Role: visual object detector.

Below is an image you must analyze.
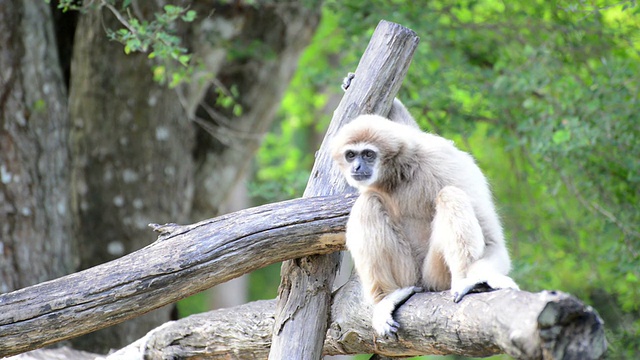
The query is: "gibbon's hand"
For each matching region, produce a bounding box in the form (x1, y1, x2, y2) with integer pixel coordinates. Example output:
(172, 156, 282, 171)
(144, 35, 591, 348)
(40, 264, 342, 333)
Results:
(372, 286, 423, 337)
(341, 72, 355, 92)
(451, 274, 519, 303)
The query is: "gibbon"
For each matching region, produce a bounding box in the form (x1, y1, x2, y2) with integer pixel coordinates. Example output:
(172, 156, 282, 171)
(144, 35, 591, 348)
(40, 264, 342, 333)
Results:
(331, 101, 519, 337)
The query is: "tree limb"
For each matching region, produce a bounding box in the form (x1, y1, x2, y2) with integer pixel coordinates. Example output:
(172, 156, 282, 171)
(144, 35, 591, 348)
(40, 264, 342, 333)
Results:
(270, 19, 420, 360)
(0, 195, 354, 357)
(101, 277, 606, 360)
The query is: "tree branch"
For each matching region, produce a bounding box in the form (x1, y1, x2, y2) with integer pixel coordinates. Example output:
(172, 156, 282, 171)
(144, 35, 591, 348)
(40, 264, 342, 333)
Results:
(270, 19, 420, 360)
(0, 195, 354, 357)
(101, 277, 606, 360)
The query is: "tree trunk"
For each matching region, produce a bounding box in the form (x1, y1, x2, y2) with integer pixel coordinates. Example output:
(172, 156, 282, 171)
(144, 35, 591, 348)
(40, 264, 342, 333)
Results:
(269, 20, 420, 359)
(0, 0, 76, 293)
(187, 1, 322, 220)
(68, 3, 195, 352)
(66, 0, 321, 352)
(102, 282, 605, 360)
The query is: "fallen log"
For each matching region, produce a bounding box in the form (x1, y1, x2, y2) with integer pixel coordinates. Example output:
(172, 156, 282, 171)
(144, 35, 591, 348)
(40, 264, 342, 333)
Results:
(0, 195, 354, 357)
(100, 277, 606, 359)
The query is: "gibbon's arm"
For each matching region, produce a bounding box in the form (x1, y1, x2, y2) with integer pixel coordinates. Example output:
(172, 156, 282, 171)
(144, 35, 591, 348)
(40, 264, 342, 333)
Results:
(342, 72, 418, 129)
(347, 192, 424, 337)
(388, 98, 420, 129)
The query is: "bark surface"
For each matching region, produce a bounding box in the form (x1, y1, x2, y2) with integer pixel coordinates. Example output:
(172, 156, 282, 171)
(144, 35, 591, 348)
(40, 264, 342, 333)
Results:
(269, 20, 420, 360)
(68, 4, 194, 351)
(0, 0, 76, 293)
(66, 0, 321, 352)
(0, 195, 353, 357)
(8, 281, 606, 360)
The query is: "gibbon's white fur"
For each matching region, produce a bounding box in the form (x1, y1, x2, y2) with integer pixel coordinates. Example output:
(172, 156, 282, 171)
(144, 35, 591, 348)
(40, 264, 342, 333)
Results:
(331, 105, 518, 336)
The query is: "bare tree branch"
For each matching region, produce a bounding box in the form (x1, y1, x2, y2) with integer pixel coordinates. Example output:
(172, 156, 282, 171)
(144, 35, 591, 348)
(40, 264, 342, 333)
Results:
(0, 192, 607, 359)
(100, 277, 606, 360)
(270, 19, 420, 360)
(0, 195, 354, 357)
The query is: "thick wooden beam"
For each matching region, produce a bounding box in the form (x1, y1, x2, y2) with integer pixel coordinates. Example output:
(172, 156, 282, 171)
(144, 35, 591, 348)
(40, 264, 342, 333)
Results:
(269, 19, 420, 360)
(0, 195, 354, 357)
(96, 279, 606, 360)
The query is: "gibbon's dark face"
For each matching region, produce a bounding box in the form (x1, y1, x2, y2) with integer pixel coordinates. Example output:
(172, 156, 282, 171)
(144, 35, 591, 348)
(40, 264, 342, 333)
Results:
(343, 144, 380, 187)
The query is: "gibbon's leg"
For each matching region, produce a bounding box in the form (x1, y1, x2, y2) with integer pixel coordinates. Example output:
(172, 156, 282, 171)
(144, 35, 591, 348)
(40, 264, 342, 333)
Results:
(425, 186, 486, 302)
(464, 246, 520, 295)
(426, 186, 519, 302)
(347, 191, 420, 336)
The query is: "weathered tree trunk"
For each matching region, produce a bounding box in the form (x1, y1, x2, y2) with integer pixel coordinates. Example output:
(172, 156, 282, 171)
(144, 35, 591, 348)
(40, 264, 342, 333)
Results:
(103, 280, 606, 360)
(187, 1, 322, 220)
(68, 4, 194, 352)
(0, 0, 76, 292)
(269, 20, 420, 360)
(66, 0, 321, 352)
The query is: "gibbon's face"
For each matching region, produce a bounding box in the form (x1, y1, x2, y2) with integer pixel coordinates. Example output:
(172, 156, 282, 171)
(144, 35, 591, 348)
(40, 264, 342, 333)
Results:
(341, 143, 380, 188)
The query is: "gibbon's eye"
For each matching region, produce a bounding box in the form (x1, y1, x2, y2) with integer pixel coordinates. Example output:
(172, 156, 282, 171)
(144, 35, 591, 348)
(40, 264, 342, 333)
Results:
(362, 149, 377, 161)
(345, 150, 356, 161)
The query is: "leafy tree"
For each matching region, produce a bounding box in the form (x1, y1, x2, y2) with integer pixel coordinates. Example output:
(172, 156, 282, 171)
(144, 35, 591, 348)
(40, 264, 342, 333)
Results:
(255, 0, 640, 357)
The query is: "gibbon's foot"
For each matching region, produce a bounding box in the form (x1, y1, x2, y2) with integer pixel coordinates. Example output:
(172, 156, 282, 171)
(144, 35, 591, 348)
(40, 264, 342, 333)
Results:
(341, 72, 356, 91)
(451, 274, 519, 303)
(372, 286, 423, 337)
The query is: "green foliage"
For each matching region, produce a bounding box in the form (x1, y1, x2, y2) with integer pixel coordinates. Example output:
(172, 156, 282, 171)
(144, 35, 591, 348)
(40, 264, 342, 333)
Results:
(175, 291, 209, 318)
(251, 8, 353, 202)
(109, 4, 196, 88)
(52, 0, 196, 88)
(262, 0, 640, 357)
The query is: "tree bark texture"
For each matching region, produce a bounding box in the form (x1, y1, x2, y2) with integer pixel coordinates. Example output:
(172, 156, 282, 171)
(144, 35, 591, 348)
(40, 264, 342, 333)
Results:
(0, 193, 606, 359)
(187, 1, 322, 221)
(13, 283, 604, 359)
(68, 3, 194, 352)
(66, 0, 321, 352)
(0, 195, 353, 357)
(0, 1, 76, 292)
(270, 20, 420, 360)
(124, 281, 605, 359)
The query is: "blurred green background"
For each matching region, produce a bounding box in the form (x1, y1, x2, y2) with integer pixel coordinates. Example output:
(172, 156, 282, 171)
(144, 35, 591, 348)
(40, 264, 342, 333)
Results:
(176, 1, 639, 358)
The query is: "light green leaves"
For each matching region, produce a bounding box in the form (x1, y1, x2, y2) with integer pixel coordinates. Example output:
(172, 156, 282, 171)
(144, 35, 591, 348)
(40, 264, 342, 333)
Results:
(102, 2, 197, 87)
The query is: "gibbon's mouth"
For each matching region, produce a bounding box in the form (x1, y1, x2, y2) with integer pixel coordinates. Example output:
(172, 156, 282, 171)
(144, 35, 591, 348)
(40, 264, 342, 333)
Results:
(351, 173, 372, 181)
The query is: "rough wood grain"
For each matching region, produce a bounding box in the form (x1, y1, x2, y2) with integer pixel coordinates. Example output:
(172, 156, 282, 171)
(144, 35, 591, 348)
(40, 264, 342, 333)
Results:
(269, 19, 420, 360)
(94, 278, 606, 360)
(0, 195, 355, 357)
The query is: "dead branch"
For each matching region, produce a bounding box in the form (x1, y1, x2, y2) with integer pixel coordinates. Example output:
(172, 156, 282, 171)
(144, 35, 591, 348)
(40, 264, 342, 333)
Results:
(99, 277, 606, 360)
(0, 195, 354, 357)
(270, 19, 420, 360)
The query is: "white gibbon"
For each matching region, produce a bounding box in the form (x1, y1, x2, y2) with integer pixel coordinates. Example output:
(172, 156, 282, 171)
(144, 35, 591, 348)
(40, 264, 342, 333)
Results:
(331, 100, 519, 337)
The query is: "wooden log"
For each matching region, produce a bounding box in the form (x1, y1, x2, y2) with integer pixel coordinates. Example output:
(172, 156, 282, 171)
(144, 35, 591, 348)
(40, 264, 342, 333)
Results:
(269, 19, 420, 360)
(96, 278, 606, 359)
(0, 195, 355, 357)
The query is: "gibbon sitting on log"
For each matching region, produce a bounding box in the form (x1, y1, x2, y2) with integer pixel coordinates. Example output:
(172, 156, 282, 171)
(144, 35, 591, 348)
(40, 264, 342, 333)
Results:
(332, 81, 518, 336)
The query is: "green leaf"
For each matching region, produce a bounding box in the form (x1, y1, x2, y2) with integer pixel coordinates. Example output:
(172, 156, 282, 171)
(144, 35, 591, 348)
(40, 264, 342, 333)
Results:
(182, 10, 197, 22)
(178, 54, 190, 66)
(552, 129, 571, 144)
